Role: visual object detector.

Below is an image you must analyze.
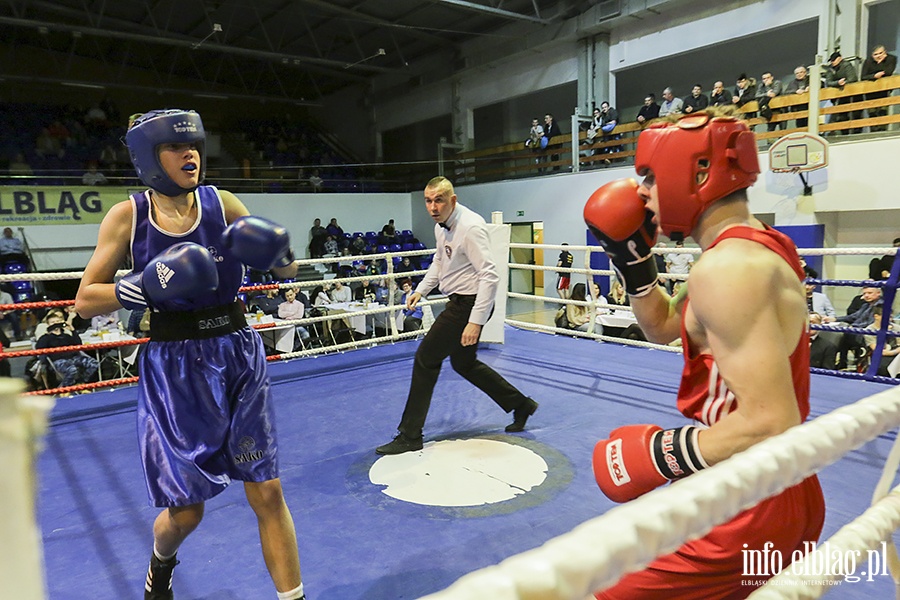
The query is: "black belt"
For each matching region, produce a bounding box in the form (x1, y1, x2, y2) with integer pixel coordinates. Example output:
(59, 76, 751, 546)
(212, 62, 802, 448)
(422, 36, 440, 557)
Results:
(148, 301, 247, 341)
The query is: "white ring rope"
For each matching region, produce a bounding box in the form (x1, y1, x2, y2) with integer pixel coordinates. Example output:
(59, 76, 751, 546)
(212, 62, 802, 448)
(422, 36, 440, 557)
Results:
(419, 386, 900, 600)
(504, 318, 680, 353)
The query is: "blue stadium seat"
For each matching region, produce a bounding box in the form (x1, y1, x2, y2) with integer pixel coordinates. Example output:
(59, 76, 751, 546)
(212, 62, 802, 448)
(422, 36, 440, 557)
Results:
(376, 245, 389, 254)
(3, 262, 28, 274)
(401, 243, 414, 252)
(389, 244, 402, 253)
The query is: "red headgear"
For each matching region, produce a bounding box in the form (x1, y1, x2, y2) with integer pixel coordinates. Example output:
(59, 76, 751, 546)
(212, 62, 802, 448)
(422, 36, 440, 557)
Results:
(634, 113, 759, 239)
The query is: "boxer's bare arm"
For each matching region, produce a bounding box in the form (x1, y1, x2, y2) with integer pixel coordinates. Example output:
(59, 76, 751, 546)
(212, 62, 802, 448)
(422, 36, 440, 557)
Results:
(630, 284, 684, 344)
(688, 243, 805, 465)
(75, 201, 133, 318)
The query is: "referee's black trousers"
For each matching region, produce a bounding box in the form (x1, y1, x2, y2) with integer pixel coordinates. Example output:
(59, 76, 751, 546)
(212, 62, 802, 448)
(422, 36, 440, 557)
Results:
(398, 294, 528, 439)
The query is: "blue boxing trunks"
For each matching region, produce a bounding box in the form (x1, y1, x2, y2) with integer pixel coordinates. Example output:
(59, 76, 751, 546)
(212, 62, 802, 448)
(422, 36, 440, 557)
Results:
(137, 327, 278, 507)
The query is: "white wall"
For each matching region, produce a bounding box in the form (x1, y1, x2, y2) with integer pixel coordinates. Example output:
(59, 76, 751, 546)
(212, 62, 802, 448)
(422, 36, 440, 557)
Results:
(609, 0, 822, 71)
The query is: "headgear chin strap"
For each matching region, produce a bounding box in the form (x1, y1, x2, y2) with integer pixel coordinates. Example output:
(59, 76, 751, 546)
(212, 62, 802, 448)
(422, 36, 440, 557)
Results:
(125, 109, 206, 197)
(634, 113, 759, 240)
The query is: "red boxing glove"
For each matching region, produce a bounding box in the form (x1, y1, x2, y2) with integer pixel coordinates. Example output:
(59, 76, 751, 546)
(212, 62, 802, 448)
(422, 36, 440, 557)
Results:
(593, 424, 708, 503)
(584, 179, 659, 297)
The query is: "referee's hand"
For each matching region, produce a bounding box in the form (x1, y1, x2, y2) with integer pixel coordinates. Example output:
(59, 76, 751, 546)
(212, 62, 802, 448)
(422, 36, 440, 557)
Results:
(461, 323, 482, 346)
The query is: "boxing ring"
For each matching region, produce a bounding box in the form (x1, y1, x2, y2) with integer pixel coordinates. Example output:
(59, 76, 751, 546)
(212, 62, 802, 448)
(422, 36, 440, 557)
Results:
(5, 241, 900, 599)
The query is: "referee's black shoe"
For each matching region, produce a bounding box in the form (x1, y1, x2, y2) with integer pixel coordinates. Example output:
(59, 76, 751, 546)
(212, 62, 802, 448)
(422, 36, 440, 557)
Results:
(145, 553, 179, 600)
(376, 432, 424, 455)
(505, 398, 539, 433)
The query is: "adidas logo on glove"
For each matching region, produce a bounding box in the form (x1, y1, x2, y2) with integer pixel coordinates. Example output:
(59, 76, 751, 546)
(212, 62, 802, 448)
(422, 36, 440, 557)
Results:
(156, 262, 176, 289)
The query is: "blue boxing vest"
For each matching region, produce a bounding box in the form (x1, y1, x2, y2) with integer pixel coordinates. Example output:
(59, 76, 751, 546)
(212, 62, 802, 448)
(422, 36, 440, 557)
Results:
(129, 186, 244, 307)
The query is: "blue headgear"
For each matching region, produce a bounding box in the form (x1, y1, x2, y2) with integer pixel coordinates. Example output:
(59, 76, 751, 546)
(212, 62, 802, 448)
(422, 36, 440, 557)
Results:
(125, 109, 206, 197)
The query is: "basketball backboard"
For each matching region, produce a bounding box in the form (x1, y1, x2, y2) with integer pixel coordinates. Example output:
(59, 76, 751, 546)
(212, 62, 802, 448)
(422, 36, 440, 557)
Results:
(768, 132, 829, 173)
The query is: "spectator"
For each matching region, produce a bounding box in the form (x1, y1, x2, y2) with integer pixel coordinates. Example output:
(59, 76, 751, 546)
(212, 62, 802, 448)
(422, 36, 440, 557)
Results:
(35, 127, 64, 159)
(868, 237, 900, 280)
(861, 45, 897, 132)
(381, 219, 397, 243)
(556, 243, 573, 299)
(8, 153, 34, 180)
(374, 279, 398, 305)
(330, 280, 352, 303)
(683, 84, 709, 114)
(354, 280, 378, 303)
(252, 288, 284, 316)
(864, 306, 900, 376)
(34, 309, 65, 340)
(808, 324, 838, 370)
(0, 286, 21, 341)
(732, 73, 757, 109)
(525, 117, 546, 168)
(90, 310, 119, 332)
(34, 314, 99, 388)
(99, 143, 119, 171)
(654, 242, 670, 293)
(366, 260, 383, 277)
(784, 65, 811, 128)
(325, 218, 344, 242)
(64, 304, 90, 334)
(756, 72, 784, 131)
(277, 288, 310, 349)
(47, 120, 71, 147)
(565, 282, 593, 333)
(126, 308, 146, 337)
(606, 280, 630, 307)
(309, 169, 323, 193)
(636, 94, 660, 125)
(0, 227, 25, 258)
(311, 284, 332, 307)
(805, 281, 835, 319)
(598, 101, 620, 160)
(832, 286, 882, 369)
(309, 218, 326, 258)
(323, 234, 339, 256)
(350, 233, 367, 255)
(543, 113, 562, 171)
(82, 161, 109, 186)
(0, 327, 10, 377)
(399, 279, 423, 332)
(396, 256, 415, 274)
(798, 256, 817, 279)
(658, 87, 683, 117)
(665, 240, 694, 284)
(826, 51, 861, 134)
(710, 81, 731, 107)
(583, 107, 603, 161)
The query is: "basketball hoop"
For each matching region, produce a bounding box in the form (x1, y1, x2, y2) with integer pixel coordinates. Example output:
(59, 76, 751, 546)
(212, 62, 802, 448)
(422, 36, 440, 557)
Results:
(768, 132, 829, 196)
(768, 132, 829, 173)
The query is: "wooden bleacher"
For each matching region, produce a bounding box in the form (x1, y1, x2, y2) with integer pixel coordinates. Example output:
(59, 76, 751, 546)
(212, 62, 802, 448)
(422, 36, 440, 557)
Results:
(451, 75, 900, 184)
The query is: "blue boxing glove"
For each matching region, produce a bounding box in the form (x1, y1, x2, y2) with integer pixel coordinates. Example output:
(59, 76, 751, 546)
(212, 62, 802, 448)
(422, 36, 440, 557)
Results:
(115, 242, 219, 312)
(221, 216, 294, 271)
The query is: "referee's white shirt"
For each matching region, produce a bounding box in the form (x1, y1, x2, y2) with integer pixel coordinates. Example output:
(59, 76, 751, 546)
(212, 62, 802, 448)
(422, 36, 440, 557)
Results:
(414, 202, 499, 325)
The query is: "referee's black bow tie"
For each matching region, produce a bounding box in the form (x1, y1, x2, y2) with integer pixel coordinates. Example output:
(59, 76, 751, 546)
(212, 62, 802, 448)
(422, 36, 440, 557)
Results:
(439, 222, 450, 230)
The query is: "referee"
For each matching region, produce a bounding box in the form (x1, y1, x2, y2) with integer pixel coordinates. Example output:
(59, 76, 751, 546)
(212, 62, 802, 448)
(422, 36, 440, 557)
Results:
(376, 177, 538, 455)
